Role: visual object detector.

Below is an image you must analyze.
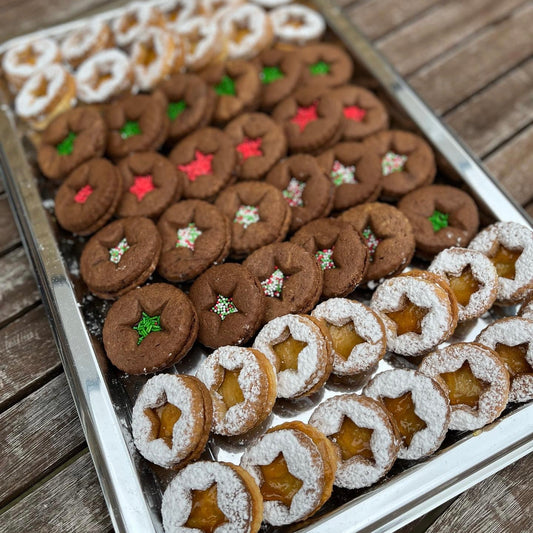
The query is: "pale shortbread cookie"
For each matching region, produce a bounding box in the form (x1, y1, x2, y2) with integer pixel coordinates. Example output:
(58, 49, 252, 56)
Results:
(270, 4, 326, 45)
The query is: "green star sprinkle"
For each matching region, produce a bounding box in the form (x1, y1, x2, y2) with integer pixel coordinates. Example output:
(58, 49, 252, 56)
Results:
(120, 120, 142, 139)
(167, 100, 187, 120)
(211, 295, 238, 320)
(56, 131, 76, 156)
(133, 312, 162, 345)
(260, 66, 284, 85)
(309, 60, 330, 76)
(428, 210, 449, 232)
(215, 75, 236, 96)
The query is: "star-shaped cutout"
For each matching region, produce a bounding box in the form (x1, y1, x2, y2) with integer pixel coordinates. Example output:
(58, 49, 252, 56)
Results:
(261, 267, 285, 298)
(211, 295, 238, 320)
(236, 137, 263, 160)
(260, 453, 303, 508)
(129, 175, 155, 202)
(185, 484, 228, 533)
(343, 105, 367, 122)
(291, 103, 318, 132)
(428, 210, 449, 232)
(178, 151, 214, 182)
(330, 416, 374, 461)
(385, 298, 429, 336)
(133, 311, 162, 345)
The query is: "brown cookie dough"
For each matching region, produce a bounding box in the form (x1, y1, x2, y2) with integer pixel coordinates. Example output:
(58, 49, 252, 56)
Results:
(105, 93, 169, 159)
(398, 185, 479, 259)
(265, 154, 333, 232)
(157, 200, 231, 282)
(316, 141, 383, 211)
(37, 107, 107, 181)
(116, 152, 181, 219)
(102, 283, 198, 374)
(339, 202, 415, 282)
(189, 263, 265, 348)
(80, 217, 162, 299)
(363, 130, 436, 199)
(169, 127, 236, 200)
(55, 158, 122, 235)
(215, 182, 291, 258)
(242, 242, 323, 322)
(291, 217, 369, 298)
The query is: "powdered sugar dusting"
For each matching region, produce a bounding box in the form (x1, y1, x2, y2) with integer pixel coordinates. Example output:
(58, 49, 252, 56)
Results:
(520, 297, 533, 320)
(270, 5, 325, 45)
(112, 2, 163, 48)
(2, 37, 58, 80)
(61, 19, 107, 64)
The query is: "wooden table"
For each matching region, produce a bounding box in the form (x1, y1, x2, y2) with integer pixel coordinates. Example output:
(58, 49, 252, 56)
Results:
(1, 1, 532, 531)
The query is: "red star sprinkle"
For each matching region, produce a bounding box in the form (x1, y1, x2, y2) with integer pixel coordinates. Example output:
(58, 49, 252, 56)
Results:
(344, 105, 366, 122)
(236, 137, 263, 160)
(129, 175, 155, 202)
(178, 150, 214, 182)
(291, 102, 318, 132)
(74, 184, 93, 204)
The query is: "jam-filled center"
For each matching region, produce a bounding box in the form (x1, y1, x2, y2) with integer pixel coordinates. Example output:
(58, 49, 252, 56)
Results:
(383, 391, 426, 446)
(494, 342, 532, 377)
(32, 76, 49, 99)
(260, 453, 303, 508)
(330, 416, 374, 462)
(145, 402, 182, 448)
(16, 46, 38, 65)
(138, 39, 158, 67)
(94, 70, 113, 89)
(232, 20, 252, 44)
(185, 484, 228, 533)
(121, 12, 139, 33)
(385, 299, 429, 336)
(273, 332, 307, 372)
(490, 245, 521, 280)
(326, 321, 365, 361)
(217, 368, 245, 408)
(448, 266, 480, 307)
(441, 361, 488, 408)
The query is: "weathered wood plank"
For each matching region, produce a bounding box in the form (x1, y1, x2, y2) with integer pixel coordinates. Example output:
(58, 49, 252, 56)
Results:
(0, 374, 86, 507)
(409, 2, 533, 114)
(444, 59, 533, 157)
(0, 305, 61, 412)
(0, 196, 20, 255)
(377, 0, 527, 75)
(525, 201, 533, 219)
(0, 452, 112, 533)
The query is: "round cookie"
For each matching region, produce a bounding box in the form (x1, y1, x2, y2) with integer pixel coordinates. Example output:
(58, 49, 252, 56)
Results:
(270, 4, 325, 45)
(102, 283, 198, 374)
(111, 2, 165, 48)
(80, 217, 161, 299)
(189, 263, 265, 348)
(157, 200, 231, 283)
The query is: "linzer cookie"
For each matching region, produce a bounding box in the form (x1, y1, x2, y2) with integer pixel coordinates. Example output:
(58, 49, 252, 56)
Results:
(80, 217, 161, 299)
(162, 0, 200, 24)
(37, 107, 107, 181)
(189, 263, 265, 348)
(215, 182, 291, 258)
(269, 4, 325, 45)
(225, 112, 287, 180)
(242, 242, 323, 322)
(116, 152, 181, 219)
(54, 158, 122, 235)
(265, 154, 334, 232)
(520, 293, 533, 320)
(157, 200, 231, 282)
(169, 127, 235, 200)
(111, 2, 165, 48)
(398, 185, 479, 258)
(419, 343, 509, 430)
(131, 374, 213, 469)
(364, 130, 436, 199)
(60, 19, 113, 68)
(102, 283, 198, 374)
(291, 218, 369, 298)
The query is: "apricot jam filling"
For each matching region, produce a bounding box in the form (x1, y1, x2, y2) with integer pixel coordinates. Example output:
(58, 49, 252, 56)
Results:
(260, 453, 303, 508)
(16, 46, 37, 65)
(382, 392, 426, 446)
(441, 361, 488, 408)
(385, 299, 429, 336)
(494, 343, 531, 376)
(232, 22, 251, 45)
(330, 417, 374, 462)
(122, 13, 138, 33)
(94, 71, 113, 89)
(490, 245, 521, 280)
(32, 77, 49, 99)
(326, 321, 364, 361)
(138, 40, 158, 67)
(217, 368, 245, 408)
(448, 266, 480, 307)
(145, 403, 182, 447)
(273, 332, 307, 372)
(185, 484, 228, 533)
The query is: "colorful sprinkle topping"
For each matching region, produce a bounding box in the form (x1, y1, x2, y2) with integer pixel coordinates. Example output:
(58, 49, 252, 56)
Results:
(343, 105, 366, 122)
(211, 295, 238, 320)
(261, 267, 285, 298)
(120, 120, 142, 139)
(362, 226, 381, 261)
(176, 223, 202, 251)
(382, 151, 407, 176)
(167, 100, 187, 120)
(178, 150, 214, 182)
(215, 75, 236, 96)
(282, 178, 306, 207)
(237, 137, 263, 160)
(309, 60, 330, 76)
(109, 238, 130, 264)
(74, 184, 93, 204)
(133, 311, 162, 345)
(260, 66, 284, 84)
(429, 210, 449, 232)
(129, 175, 155, 201)
(316, 248, 335, 270)
(291, 102, 318, 132)
(234, 205, 260, 229)
(56, 131, 76, 156)
(331, 160, 357, 186)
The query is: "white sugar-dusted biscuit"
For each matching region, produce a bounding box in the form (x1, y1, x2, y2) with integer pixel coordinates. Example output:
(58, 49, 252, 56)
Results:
(270, 4, 325, 45)
(112, 2, 165, 48)
(61, 19, 113, 68)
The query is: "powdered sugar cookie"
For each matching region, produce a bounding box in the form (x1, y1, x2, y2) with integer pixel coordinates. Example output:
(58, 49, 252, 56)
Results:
(364, 369, 450, 460)
(309, 394, 399, 488)
(112, 2, 165, 48)
(520, 293, 533, 320)
(253, 314, 333, 399)
(61, 19, 113, 68)
(131, 374, 212, 469)
(202, 0, 244, 20)
(160, 0, 200, 25)
(468, 222, 533, 305)
(196, 346, 277, 436)
(420, 342, 509, 430)
(476, 317, 533, 403)
(270, 4, 325, 45)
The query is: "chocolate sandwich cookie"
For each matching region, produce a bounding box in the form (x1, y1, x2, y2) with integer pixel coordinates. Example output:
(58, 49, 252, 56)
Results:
(291, 217, 369, 298)
(189, 263, 265, 348)
(265, 154, 334, 232)
(80, 217, 162, 299)
(398, 185, 479, 259)
(157, 200, 231, 282)
(55, 158, 122, 235)
(102, 283, 198, 374)
(37, 107, 107, 180)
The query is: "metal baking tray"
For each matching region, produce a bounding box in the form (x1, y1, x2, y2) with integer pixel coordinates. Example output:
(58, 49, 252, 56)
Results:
(1, 1, 532, 532)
